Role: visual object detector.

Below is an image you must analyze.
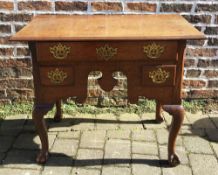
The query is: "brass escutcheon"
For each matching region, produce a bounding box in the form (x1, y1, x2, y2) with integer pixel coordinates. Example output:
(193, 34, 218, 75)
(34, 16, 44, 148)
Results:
(96, 44, 117, 61)
(143, 42, 164, 59)
(50, 43, 71, 59)
(47, 68, 67, 84)
(149, 68, 170, 84)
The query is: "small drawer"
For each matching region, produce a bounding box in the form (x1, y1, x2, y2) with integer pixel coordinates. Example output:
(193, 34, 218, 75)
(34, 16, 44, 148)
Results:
(139, 41, 177, 61)
(39, 66, 74, 86)
(37, 42, 72, 61)
(36, 41, 178, 62)
(142, 65, 176, 86)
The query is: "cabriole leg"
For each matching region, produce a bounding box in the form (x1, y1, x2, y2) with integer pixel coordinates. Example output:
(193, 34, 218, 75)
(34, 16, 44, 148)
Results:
(54, 100, 62, 122)
(155, 101, 164, 123)
(162, 105, 184, 167)
(32, 103, 53, 164)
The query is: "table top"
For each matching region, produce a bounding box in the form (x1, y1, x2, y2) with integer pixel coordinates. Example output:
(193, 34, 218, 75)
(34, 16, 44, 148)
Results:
(10, 14, 205, 41)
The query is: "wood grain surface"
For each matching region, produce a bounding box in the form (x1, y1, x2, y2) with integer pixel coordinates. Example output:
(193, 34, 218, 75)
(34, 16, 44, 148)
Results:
(36, 41, 178, 62)
(10, 14, 205, 41)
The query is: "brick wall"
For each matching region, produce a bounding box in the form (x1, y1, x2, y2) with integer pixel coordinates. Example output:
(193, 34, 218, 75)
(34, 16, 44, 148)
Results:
(0, 0, 217, 105)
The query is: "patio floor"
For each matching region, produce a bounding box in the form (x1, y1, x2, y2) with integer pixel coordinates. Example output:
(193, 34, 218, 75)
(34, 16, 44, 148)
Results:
(0, 111, 217, 175)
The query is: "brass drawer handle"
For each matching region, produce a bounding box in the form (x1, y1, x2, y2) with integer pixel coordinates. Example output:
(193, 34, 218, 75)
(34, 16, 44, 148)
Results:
(143, 43, 164, 59)
(50, 43, 71, 59)
(149, 68, 170, 84)
(96, 44, 117, 61)
(47, 68, 67, 84)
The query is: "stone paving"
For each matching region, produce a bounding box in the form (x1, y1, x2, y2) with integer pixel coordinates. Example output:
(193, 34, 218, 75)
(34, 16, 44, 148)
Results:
(0, 111, 217, 175)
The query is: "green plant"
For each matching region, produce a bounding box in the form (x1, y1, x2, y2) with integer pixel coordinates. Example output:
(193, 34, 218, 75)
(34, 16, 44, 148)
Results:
(0, 99, 212, 120)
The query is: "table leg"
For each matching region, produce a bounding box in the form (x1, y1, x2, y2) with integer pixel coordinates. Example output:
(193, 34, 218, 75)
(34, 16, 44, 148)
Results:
(128, 96, 139, 104)
(155, 101, 164, 123)
(54, 100, 62, 122)
(162, 105, 184, 167)
(32, 103, 54, 164)
(76, 96, 87, 104)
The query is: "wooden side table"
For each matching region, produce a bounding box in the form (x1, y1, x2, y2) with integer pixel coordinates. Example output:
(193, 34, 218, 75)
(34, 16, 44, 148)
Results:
(11, 14, 205, 166)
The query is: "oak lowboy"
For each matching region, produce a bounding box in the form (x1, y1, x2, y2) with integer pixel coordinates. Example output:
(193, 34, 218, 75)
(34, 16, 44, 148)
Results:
(10, 14, 205, 166)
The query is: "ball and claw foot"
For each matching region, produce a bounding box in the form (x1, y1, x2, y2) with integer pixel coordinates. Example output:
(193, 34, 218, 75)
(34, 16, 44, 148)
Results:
(36, 151, 49, 164)
(53, 101, 62, 122)
(168, 153, 180, 167)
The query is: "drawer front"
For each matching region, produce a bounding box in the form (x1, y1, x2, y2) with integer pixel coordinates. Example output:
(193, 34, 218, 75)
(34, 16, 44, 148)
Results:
(39, 66, 74, 86)
(142, 65, 176, 86)
(36, 41, 177, 62)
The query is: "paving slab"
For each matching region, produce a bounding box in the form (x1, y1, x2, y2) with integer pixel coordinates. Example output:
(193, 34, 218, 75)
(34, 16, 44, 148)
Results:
(3, 114, 28, 120)
(104, 139, 131, 166)
(71, 113, 96, 131)
(132, 141, 158, 155)
(180, 128, 206, 137)
(189, 154, 218, 175)
(107, 130, 131, 140)
(162, 165, 192, 175)
(132, 154, 161, 175)
(0, 168, 40, 175)
(0, 135, 15, 153)
(118, 113, 143, 129)
(23, 119, 36, 132)
(71, 168, 101, 175)
(51, 138, 79, 157)
(0, 153, 5, 163)
(96, 113, 119, 130)
(58, 131, 80, 139)
(48, 118, 74, 132)
(42, 156, 72, 175)
(211, 142, 218, 158)
(186, 112, 216, 129)
(80, 131, 106, 149)
(132, 129, 156, 142)
(183, 136, 213, 154)
(13, 133, 56, 150)
(75, 149, 103, 169)
(208, 114, 218, 128)
(3, 149, 42, 170)
(102, 166, 131, 175)
(0, 115, 28, 135)
(205, 128, 218, 141)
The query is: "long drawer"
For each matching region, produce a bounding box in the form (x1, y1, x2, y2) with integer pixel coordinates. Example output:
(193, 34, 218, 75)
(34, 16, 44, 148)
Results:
(36, 41, 178, 62)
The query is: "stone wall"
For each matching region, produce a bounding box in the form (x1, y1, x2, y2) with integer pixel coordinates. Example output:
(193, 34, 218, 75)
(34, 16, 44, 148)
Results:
(0, 0, 217, 105)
